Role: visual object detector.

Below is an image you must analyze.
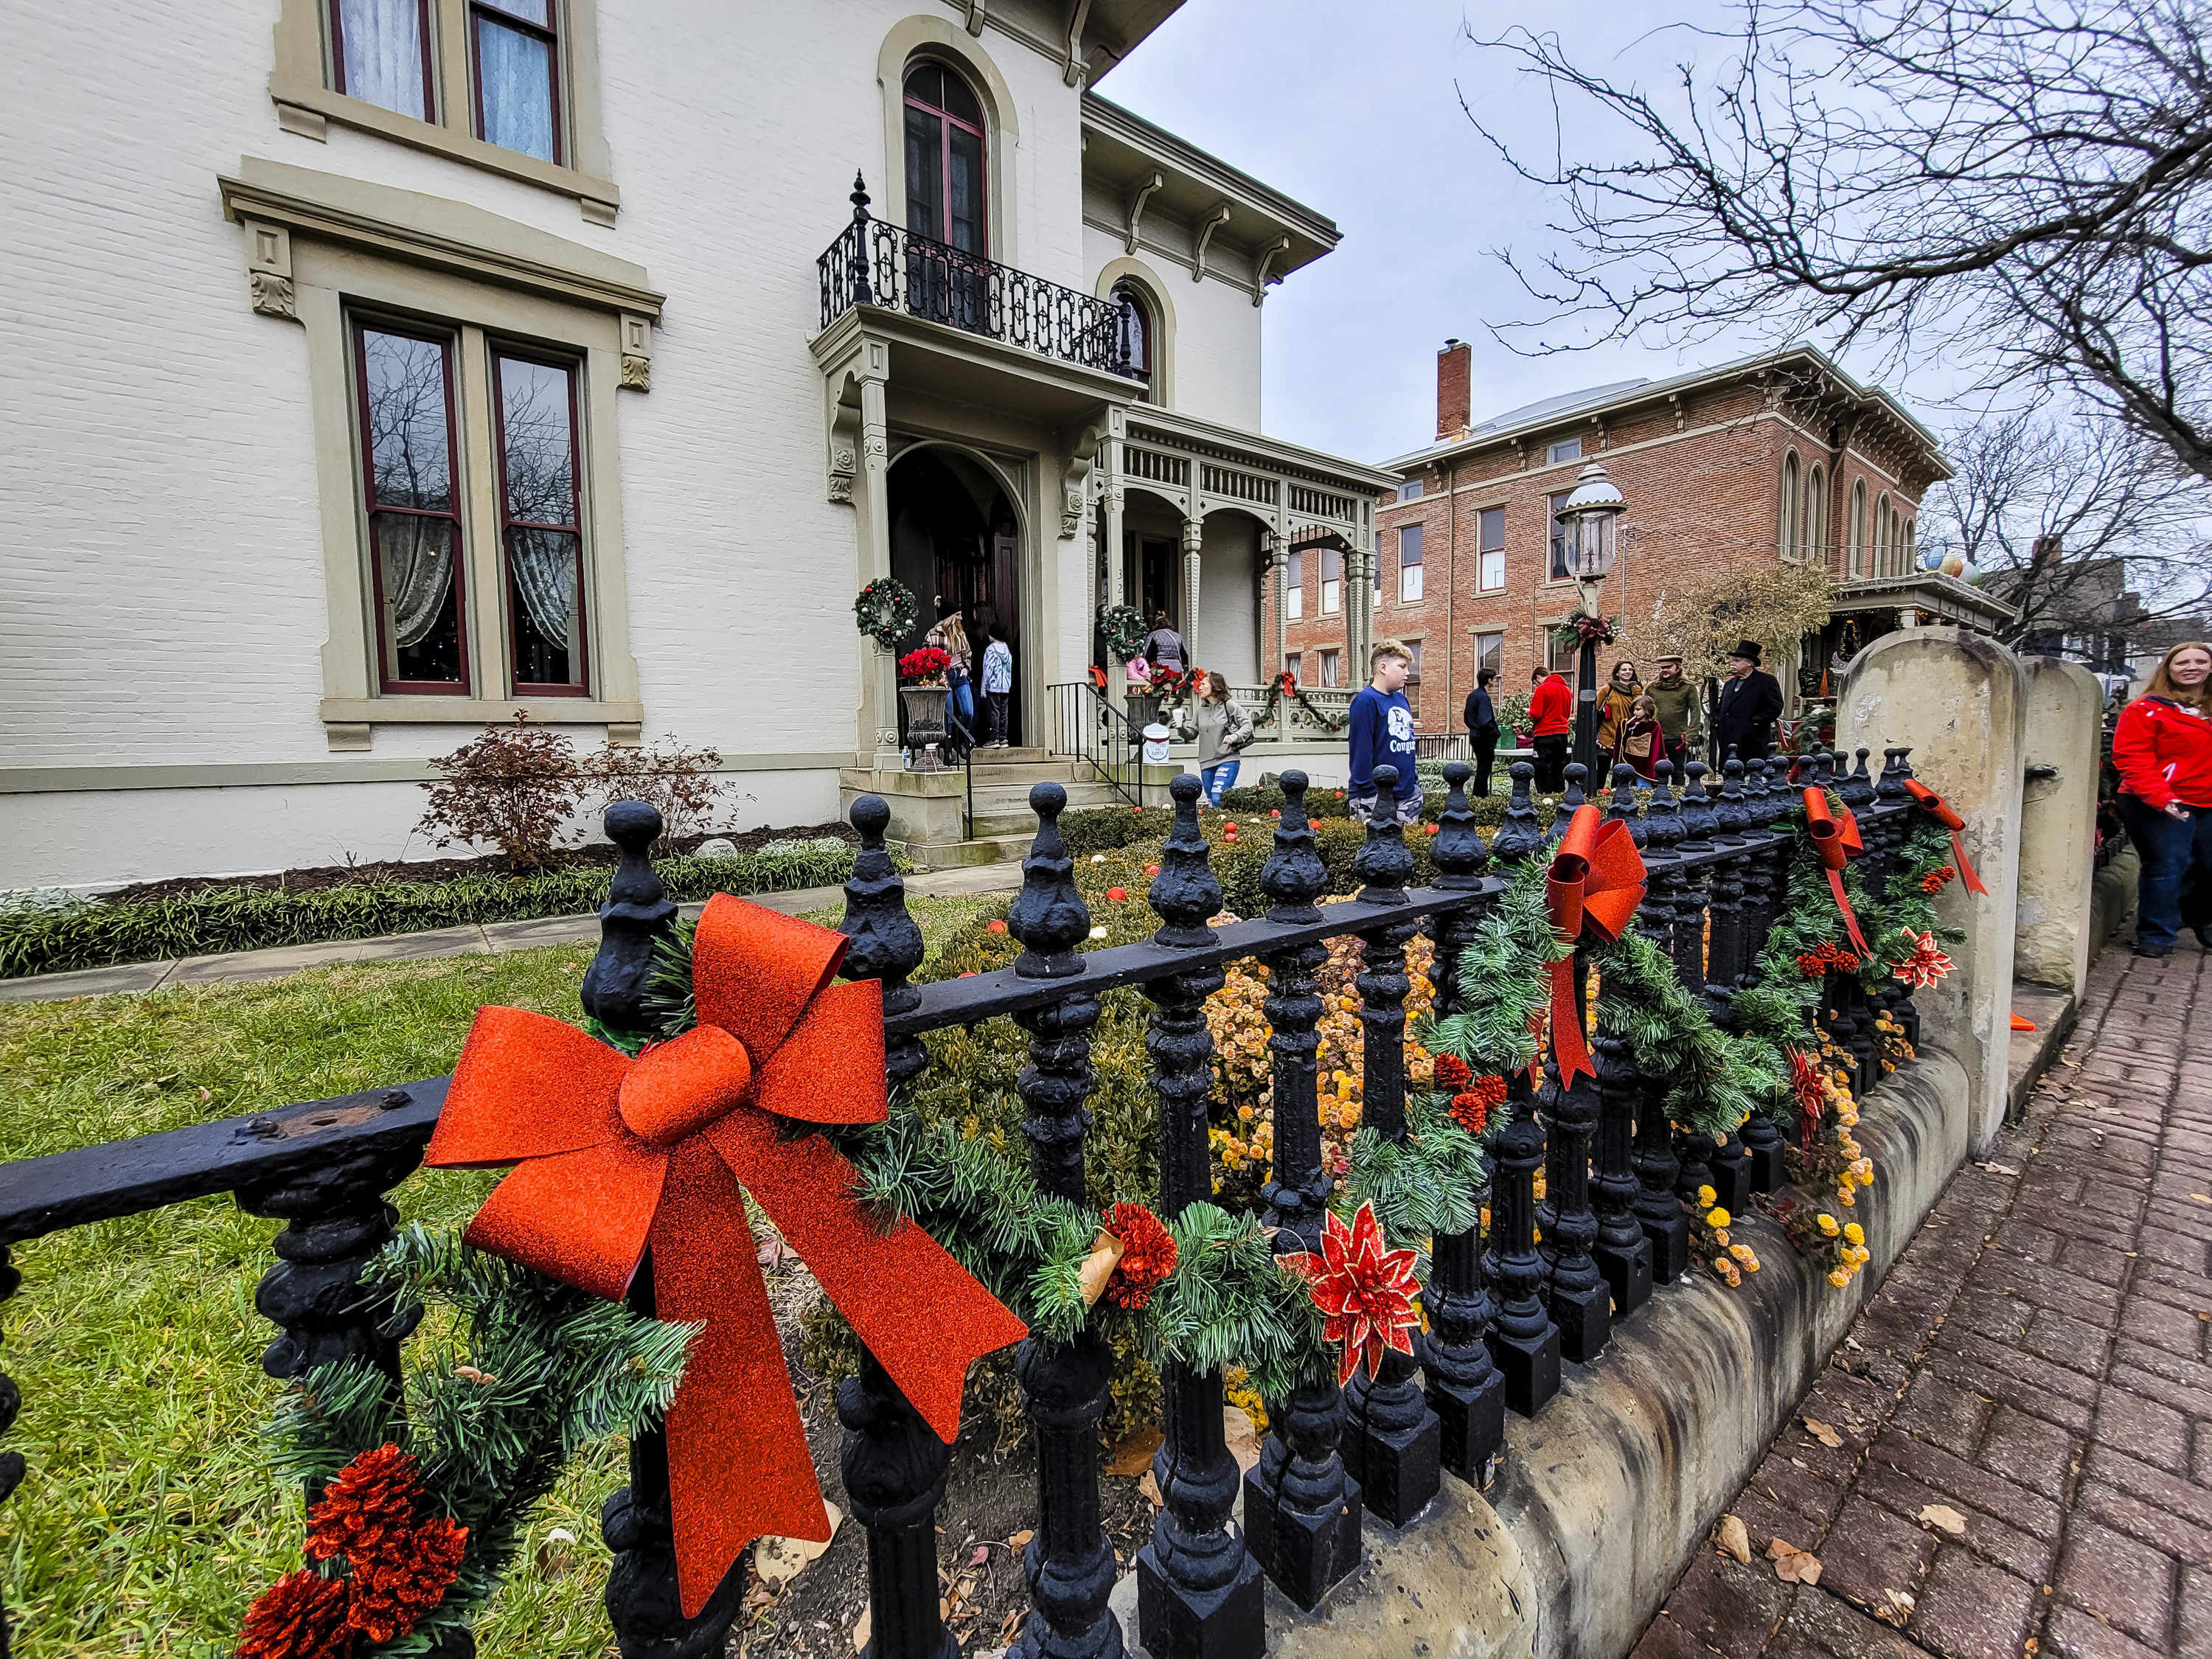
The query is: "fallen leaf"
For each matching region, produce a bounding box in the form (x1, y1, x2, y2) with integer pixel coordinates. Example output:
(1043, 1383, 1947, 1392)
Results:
(1773, 1548, 1823, 1585)
(852, 1607, 872, 1655)
(1919, 1503, 1969, 1537)
(969, 1546, 990, 1568)
(1801, 1416, 1844, 1449)
(753, 1503, 841, 1588)
(1222, 1405, 1262, 1477)
(1767, 1537, 1801, 1561)
(1105, 1426, 1164, 1476)
(1138, 1470, 1162, 1506)
(1077, 1229, 1127, 1307)
(1715, 1514, 1751, 1562)
(2191, 1193, 2211, 1204)
(1875, 1588, 1916, 1627)
(1978, 1162, 2021, 1175)
(1006, 1529, 1034, 1551)
(756, 1232, 787, 1273)
(534, 1526, 577, 1576)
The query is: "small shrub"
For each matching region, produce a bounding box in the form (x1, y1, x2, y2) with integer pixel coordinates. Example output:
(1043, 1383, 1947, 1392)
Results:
(417, 714, 586, 872)
(587, 737, 728, 855)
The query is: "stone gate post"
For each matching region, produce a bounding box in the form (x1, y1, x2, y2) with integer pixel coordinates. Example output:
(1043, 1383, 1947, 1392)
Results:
(1834, 628, 2026, 1153)
(2014, 658, 2104, 1002)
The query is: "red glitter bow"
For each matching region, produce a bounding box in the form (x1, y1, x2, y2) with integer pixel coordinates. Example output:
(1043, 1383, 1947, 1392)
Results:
(1801, 789, 1872, 957)
(1544, 804, 1646, 1086)
(425, 894, 1028, 1617)
(1902, 780, 1990, 895)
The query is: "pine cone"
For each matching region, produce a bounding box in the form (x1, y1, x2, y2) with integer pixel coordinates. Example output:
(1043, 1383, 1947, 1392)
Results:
(237, 1568, 354, 1659)
(306, 1444, 425, 1570)
(346, 1515, 469, 1644)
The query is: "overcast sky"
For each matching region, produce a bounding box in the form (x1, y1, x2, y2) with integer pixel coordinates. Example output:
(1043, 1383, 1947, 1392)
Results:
(1096, 0, 1820, 467)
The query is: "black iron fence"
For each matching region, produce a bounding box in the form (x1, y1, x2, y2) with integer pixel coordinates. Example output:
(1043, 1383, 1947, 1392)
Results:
(0, 747, 1926, 1658)
(817, 178, 1134, 380)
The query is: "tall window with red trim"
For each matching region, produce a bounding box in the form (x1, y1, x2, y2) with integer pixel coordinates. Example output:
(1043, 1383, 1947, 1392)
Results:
(357, 324, 468, 692)
(494, 352, 587, 693)
(902, 61, 984, 252)
(473, 0, 561, 163)
(330, 0, 434, 120)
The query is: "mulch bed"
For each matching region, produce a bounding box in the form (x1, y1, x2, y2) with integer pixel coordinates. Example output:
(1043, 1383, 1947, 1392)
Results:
(104, 822, 861, 904)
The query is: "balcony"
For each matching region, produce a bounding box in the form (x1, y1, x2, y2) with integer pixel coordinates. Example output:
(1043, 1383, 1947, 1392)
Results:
(816, 183, 1141, 387)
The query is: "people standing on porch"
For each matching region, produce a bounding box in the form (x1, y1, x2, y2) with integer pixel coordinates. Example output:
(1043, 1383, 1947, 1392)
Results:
(1349, 639, 1423, 826)
(1595, 659, 1642, 754)
(1646, 653, 1704, 777)
(1463, 668, 1500, 796)
(1528, 666, 1574, 792)
(1613, 693, 1663, 782)
(1711, 640, 1784, 762)
(980, 623, 1013, 748)
(1146, 610, 1186, 674)
(1194, 672, 1256, 806)
(2112, 640, 2212, 958)
(927, 602, 975, 757)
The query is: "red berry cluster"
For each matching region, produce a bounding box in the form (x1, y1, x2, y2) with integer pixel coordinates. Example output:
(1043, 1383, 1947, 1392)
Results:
(1795, 941, 1861, 977)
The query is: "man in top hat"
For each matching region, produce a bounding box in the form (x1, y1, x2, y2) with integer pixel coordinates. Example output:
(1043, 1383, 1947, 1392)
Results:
(1645, 652, 1704, 778)
(1711, 639, 1785, 762)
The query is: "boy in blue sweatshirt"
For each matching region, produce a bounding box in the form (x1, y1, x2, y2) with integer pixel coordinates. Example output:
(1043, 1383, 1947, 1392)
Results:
(1347, 639, 1422, 825)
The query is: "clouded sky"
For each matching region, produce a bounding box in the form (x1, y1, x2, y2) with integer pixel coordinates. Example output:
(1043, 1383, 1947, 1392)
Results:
(1096, 0, 1815, 467)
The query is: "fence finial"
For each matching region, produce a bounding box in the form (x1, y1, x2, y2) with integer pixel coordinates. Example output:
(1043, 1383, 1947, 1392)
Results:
(1678, 760, 1716, 846)
(1433, 761, 1487, 889)
(1261, 771, 1327, 923)
(1717, 754, 1749, 841)
(580, 801, 678, 1035)
(1008, 782, 1091, 978)
(1551, 762, 1587, 842)
(1351, 766, 1414, 905)
(1494, 762, 1545, 865)
(1843, 748, 1877, 807)
(1150, 773, 1224, 946)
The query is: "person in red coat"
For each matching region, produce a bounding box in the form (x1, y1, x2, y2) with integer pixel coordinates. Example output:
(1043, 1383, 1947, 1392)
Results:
(1528, 667, 1575, 791)
(2112, 640, 2212, 956)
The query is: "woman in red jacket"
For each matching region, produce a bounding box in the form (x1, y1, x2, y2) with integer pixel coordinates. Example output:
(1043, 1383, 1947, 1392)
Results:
(2112, 641, 2212, 956)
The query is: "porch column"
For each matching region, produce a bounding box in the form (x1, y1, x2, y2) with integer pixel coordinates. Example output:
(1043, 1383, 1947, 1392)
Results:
(1180, 512, 1203, 666)
(1104, 486, 1126, 613)
(1262, 529, 1279, 684)
(855, 357, 899, 766)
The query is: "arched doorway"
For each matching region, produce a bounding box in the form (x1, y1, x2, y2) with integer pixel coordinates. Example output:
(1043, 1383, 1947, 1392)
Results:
(889, 446, 1020, 745)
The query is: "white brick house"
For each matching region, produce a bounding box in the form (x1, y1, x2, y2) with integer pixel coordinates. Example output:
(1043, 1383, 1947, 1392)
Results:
(0, 0, 1390, 888)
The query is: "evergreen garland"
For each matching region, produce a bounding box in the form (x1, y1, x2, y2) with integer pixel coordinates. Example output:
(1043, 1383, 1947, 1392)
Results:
(1146, 1203, 1331, 1404)
(1346, 1093, 1487, 1250)
(1591, 927, 1783, 1138)
(1430, 860, 1562, 1077)
(265, 1226, 695, 1652)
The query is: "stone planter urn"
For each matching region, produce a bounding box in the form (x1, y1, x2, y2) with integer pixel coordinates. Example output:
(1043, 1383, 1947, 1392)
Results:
(1123, 690, 1161, 745)
(900, 684, 950, 770)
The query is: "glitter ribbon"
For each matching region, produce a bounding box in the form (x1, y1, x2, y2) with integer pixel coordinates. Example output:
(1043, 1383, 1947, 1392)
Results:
(1543, 804, 1646, 1086)
(1902, 779, 1990, 895)
(1802, 789, 1872, 956)
(426, 894, 1027, 1617)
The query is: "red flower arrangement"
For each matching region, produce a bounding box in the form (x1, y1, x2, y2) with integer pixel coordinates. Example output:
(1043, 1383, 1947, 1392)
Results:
(1283, 1202, 1422, 1387)
(1795, 941, 1862, 977)
(896, 647, 952, 685)
(1100, 1202, 1178, 1310)
(240, 1445, 468, 1657)
(1449, 1076, 1507, 1137)
(1893, 927, 1955, 990)
(1432, 1054, 1472, 1093)
(1921, 864, 1956, 894)
(1787, 1047, 1826, 1148)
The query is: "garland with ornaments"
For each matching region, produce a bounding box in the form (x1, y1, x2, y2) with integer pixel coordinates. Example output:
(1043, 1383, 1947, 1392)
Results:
(1255, 670, 1348, 734)
(240, 1225, 695, 1658)
(854, 577, 921, 650)
(1099, 602, 1149, 661)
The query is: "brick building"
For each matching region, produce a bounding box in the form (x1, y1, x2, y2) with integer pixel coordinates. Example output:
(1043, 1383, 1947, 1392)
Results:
(1274, 343, 2006, 732)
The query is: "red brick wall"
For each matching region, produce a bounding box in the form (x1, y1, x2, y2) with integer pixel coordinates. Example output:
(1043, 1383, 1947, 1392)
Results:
(1274, 372, 1938, 731)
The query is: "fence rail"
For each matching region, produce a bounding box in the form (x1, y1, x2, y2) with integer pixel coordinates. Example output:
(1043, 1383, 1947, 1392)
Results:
(0, 746, 1924, 1658)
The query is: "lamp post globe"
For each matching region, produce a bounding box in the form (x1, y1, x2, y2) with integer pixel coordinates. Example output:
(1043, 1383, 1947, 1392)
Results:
(1554, 462, 1627, 782)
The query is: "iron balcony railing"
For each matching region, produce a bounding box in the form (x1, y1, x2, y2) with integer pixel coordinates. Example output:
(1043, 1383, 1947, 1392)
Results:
(0, 748, 1927, 1658)
(818, 177, 1136, 380)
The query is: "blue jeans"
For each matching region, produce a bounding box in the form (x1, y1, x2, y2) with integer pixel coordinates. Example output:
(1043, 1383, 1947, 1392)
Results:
(1200, 759, 1239, 804)
(2117, 794, 2212, 948)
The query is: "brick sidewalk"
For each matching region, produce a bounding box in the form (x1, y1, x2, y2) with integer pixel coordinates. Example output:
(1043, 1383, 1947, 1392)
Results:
(1635, 945, 2212, 1659)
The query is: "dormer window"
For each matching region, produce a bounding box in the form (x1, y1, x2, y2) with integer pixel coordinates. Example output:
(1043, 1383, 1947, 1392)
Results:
(903, 61, 985, 254)
(1112, 281, 1152, 399)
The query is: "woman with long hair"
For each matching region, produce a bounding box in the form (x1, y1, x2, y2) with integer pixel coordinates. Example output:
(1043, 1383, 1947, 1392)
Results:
(1595, 658, 1642, 754)
(1193, 670, 1256, 805)
(2112, 640, 2212, 956)
(926, 600, 975, 757)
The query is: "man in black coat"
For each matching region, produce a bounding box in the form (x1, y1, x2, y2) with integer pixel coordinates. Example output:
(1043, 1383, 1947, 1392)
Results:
(1711, 639, 1785, 762)
(1463, 668, 1500, 796)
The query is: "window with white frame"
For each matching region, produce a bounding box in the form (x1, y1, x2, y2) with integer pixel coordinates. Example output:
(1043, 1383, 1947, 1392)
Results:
(1319, 648, 1340, 687)
(1286, 548, 1304, 620)
(1804, 466, 1826, 564)
(1848, 479, 1868, 576)
(1321, 547, 1342, 615)
(1476, 506, 1505, 591)
(1397, 479, 1424, 501)
(1548, 493, 1572, 580)
(1286, 651, 1302, 683)
(1548, 437, 1582, 465)
(1780, 452, 1801, 559)
(1398, 523, 1424, 602)
(1474, 630, 1503, 681)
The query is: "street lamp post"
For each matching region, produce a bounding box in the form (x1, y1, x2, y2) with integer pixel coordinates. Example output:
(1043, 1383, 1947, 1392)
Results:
(1554, 463, 1627, 783)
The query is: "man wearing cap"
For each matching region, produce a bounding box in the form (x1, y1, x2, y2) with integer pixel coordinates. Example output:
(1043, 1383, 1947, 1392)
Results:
(1646, 653, 1704, 778)
(1711, 639, 1785, 762)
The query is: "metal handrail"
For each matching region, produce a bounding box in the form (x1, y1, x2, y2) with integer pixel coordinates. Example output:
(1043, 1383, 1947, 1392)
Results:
(1046, 681, 1145, 810)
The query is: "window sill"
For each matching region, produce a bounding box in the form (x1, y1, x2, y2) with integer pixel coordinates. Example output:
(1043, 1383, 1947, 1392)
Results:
(269, 78, 621, 224)
(321, 695, 643, 726)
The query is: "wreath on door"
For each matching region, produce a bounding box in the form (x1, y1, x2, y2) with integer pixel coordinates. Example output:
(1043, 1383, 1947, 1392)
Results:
(855, 578, 922, 651)
(1099, 603, 1148, 661)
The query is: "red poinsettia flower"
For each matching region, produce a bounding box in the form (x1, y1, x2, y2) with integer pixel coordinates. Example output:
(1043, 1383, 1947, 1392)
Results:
(1100, 1201, 1178, 1310)
(238, 1569, 354, 1659)
(896, 647, 951, 684)
(1283, 1202, 1422, 1387)
(1449, 1076, 1506, 1137)
(1893, 927, 1954, 990)
(1432, 1054, 1472, 1093)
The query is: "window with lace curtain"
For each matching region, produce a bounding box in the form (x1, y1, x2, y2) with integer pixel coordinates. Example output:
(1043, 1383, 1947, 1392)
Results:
(494, 352, 586, 692)
(356, 324, 469, 692)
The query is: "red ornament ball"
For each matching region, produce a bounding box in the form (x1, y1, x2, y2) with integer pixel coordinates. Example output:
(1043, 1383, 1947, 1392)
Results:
(1270, 809, 1281, 817)
(1425, 824, 1439, 837)
(1144, 863, 1161, 874)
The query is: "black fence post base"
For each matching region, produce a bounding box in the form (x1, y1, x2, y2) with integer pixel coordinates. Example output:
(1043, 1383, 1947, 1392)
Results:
(1493, 1326, 1562, 1419)
(1593, 1235, 1654, 1322)
(1241, 1377, 1362, 1612)
(1543, 1281, 1611, 1367)
(1708, 1135, 1755, 1215)
(1341, 1349, 1441, 1526)
(1134, 1544, 1265, 1659)
(1639, 1208, 1692, 1285)
(1419, 1338, 1506, 1492)
(1739, 1118, 1790, 1193)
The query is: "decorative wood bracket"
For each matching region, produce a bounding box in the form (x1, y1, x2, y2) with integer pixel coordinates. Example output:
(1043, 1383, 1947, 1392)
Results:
(1252, 234, 1290, 305)
(1125, 171, 1164, 254)
(1192, 202, 1232, 282)
(619, 312, 653, 392)
(242, 219, 299, 323)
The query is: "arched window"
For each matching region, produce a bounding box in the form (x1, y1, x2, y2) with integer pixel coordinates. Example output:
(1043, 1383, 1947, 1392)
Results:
(903, 60, 985, 253)
(1112, 281, 1153, 400)
(1903, 517, 1916, 574)
(1804, 466, 1826, 564)
(1848, 479, 1867, 576)
(1779, 453, 1801, 558)
(1874, 493, 1893, 575)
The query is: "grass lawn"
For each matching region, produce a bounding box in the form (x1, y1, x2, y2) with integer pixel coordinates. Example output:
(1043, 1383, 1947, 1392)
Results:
(0, 894, 993, 1656)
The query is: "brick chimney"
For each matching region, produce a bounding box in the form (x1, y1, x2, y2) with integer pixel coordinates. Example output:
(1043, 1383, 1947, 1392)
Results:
(2031, 533, 2063, 566)
(1436, 338, 1471, 437)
